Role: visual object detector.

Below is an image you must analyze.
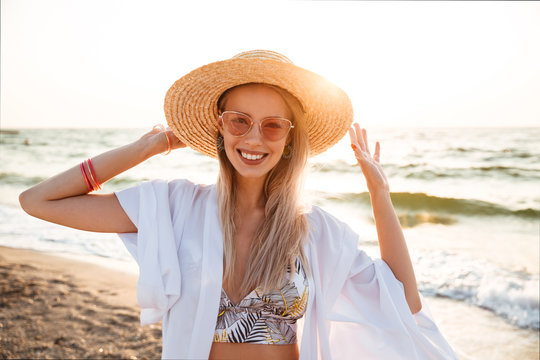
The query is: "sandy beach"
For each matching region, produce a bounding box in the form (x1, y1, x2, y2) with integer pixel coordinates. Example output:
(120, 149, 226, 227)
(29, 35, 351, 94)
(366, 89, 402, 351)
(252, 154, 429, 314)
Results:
(1, 245, 538, 360)
(0, 246, 160, 359)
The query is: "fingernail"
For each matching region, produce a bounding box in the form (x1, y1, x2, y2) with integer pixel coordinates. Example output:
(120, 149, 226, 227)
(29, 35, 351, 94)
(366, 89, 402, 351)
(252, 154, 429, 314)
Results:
(351, 144, 357, 150)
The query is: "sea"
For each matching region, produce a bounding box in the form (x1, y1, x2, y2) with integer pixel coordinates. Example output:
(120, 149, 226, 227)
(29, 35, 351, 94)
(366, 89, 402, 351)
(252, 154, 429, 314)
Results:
(1, 127, 539, 358)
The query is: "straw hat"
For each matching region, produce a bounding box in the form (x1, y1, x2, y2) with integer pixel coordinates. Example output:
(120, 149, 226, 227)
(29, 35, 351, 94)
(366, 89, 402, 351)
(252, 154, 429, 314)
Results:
(164, 50, 353, 158)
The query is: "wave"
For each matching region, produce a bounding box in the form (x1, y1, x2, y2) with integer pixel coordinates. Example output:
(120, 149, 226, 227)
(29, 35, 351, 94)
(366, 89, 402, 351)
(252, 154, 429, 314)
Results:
(323, 192, 540, 220)
(401, 165, 540, 180)
(0, 172, 46, 186)
(415, 250, 539, 330)
(310, 161, 540, 181)
(310, 160, 355, 173)
(448, 146, 539, 159)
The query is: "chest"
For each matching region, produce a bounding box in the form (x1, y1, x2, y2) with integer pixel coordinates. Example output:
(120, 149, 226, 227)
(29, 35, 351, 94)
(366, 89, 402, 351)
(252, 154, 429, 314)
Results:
(222, 259, 248, 302)
(222, 212, 263, 304)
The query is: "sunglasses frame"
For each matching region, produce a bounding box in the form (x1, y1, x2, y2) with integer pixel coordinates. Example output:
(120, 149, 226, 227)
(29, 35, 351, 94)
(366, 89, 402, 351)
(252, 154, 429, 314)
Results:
(218, 110, 294, 141)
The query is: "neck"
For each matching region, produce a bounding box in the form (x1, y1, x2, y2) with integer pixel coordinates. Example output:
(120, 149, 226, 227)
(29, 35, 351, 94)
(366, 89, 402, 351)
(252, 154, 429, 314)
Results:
(235, 174, 266, 211)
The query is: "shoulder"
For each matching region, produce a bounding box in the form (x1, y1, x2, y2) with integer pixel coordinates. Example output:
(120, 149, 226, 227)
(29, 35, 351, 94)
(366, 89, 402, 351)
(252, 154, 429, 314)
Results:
(128, 179, 215, 207)
(306, 205, 350, 232)
(167, 179, 215, 200)
(129, 179, 195, 200)
(167, 179, 215, 194)
(167, 178, 197, 198)
(306, 205, 359, 248)
(307, 204, 337, 222)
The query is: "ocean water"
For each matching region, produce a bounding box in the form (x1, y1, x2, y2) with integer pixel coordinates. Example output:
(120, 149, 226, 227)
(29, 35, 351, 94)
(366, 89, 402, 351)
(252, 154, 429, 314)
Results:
(1, 127, 539, 338)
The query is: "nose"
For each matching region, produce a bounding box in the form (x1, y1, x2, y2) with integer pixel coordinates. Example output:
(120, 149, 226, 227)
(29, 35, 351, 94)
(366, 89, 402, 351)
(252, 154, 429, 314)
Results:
(243, 121, 264, 146)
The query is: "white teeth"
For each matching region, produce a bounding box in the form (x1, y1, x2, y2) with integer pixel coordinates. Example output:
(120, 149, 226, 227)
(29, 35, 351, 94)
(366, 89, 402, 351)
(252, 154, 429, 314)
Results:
(241, 151, 264, 160)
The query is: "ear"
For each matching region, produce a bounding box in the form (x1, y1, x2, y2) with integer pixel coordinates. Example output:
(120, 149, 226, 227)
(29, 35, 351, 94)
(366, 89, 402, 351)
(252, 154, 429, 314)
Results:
(217, 117, 224, 132)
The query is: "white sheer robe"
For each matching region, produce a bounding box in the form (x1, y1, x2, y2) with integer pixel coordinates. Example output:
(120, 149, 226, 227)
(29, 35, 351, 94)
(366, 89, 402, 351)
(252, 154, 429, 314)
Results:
(115, 179, 458, 359)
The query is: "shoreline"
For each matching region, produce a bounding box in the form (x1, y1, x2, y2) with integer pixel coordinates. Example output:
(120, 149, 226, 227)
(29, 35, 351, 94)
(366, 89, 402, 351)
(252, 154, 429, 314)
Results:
(0, 246, 538, 359)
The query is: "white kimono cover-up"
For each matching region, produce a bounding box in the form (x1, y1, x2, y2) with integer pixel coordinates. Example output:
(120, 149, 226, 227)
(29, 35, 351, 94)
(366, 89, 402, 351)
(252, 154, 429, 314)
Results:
(115, 179, 458, 359)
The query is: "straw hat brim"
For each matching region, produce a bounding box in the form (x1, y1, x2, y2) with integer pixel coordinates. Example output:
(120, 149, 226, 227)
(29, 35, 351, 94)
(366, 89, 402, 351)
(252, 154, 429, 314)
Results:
(164, 58, 353, 158)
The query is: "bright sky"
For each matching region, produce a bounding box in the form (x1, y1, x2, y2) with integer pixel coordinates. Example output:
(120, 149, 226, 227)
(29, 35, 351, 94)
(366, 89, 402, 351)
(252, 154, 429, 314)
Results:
(1, 0, 539, 129)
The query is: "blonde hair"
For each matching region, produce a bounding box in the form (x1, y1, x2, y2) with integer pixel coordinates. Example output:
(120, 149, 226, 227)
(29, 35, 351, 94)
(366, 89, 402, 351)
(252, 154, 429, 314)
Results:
(216, 83, 311, 295)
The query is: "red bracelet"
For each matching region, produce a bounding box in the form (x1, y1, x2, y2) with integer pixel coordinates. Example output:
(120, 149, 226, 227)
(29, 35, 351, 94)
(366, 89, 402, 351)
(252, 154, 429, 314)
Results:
(86, 158, 102, 190)
(80, 163, 93, 192)
(83, 161, 98, 191)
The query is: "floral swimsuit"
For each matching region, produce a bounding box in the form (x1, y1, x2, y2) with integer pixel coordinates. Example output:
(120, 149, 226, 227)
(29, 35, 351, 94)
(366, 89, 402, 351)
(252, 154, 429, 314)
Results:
(213, 258, 309, 344)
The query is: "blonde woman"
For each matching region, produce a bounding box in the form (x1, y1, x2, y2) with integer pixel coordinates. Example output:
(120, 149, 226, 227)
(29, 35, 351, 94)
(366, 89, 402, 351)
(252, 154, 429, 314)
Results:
(19, 50, 457, 359)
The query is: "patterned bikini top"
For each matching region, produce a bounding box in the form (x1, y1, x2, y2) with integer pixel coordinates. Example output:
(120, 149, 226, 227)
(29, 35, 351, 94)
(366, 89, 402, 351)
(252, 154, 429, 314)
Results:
(213, 257, 309, 345)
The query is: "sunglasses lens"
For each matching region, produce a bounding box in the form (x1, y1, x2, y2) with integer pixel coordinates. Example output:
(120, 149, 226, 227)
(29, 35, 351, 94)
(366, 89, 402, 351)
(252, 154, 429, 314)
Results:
(221, 112, 292, 140)
(262, 118, 291, 141)
(223, 113, 252, 136)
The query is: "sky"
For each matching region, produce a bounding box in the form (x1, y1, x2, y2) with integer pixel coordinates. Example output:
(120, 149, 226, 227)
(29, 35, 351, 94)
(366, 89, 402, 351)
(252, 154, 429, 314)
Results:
(1, 0, 539, 129)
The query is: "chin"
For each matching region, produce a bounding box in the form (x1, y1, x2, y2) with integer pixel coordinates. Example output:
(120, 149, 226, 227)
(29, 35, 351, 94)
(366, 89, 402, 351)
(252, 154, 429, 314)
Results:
(233, 167, 271, 180)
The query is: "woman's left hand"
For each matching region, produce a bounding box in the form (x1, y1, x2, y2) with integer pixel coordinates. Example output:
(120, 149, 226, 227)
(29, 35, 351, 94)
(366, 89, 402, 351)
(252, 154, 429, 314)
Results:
(349, 123, 390, 195)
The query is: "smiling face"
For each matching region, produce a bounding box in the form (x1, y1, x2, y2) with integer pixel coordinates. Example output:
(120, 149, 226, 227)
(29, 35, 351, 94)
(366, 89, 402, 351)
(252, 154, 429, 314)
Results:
(217, 84, 292, 182)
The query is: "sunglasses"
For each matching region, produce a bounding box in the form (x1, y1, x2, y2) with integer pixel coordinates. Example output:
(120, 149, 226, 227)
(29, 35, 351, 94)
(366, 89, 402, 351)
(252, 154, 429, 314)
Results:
(218, 111, 294, 141)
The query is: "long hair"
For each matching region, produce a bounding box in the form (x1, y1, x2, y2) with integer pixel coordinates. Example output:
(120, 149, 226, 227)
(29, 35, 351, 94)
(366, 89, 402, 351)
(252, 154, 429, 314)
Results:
(216, 83, 311, 295)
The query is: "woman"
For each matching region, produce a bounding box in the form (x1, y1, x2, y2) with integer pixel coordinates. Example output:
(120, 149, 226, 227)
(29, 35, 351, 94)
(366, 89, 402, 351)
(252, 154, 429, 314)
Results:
(19, 50, 457, 359)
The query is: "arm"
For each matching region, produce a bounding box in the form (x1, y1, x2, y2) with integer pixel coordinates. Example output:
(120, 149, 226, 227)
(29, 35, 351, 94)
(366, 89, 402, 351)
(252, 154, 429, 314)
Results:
(349, 124, 422, 314)
(370, 189, 422, 314)
(19, 127, 184, 234)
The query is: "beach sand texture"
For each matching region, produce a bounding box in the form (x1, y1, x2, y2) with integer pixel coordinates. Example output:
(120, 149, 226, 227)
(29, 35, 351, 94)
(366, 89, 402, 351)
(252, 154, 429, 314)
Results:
(0, 247, 160, 359)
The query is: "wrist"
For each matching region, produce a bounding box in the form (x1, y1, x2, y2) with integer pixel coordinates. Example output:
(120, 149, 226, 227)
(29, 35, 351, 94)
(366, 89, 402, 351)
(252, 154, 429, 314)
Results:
(134, 135, 164, 159)
(369, 186, 391, 202)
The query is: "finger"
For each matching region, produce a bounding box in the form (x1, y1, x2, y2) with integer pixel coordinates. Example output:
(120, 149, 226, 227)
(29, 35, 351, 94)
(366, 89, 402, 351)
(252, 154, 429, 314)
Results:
(374, 141, 380, 162)
(353, 123, 366, 151)
(353, 123, 363, 149)
(349, 127, 360, 149)
(349, 127, 367, 162)
(348, 127, 356, 145)
(349, 129, 361, 159)
(362, 128, 371, 155)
